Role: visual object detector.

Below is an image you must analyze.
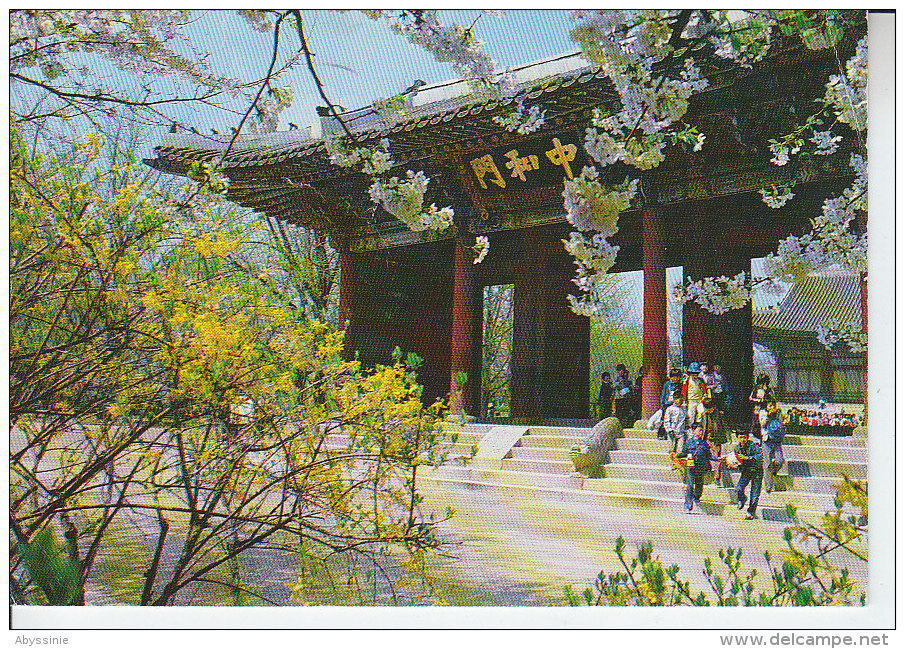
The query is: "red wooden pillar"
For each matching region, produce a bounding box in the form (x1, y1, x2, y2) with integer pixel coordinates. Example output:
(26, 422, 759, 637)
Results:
(338, 249, 354, 361)
(450, 235, 475, 416)
(641, 199, 667, 420)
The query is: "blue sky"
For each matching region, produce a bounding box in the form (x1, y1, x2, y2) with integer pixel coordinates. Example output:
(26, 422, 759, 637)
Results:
(174, 10, 578, 138)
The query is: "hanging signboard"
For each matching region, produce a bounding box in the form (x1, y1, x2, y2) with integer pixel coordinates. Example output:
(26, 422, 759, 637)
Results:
(466, 131, 589, 194)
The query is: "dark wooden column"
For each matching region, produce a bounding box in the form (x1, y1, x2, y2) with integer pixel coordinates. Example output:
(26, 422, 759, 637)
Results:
(820, 348, 835, 402)
(777, 352, 787, 401)
(338, 248, 355, 361)
(511, 230, 550, 420)
(641, 196, 667, 419)
(682, 205, 753, 425)
(450, 234, 476, 416)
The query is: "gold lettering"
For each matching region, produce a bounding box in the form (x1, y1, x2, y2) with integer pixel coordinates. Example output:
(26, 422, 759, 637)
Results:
(470, 154, 506, 189)
(504, 149, 540, 182)
(545, 137, 578, 180)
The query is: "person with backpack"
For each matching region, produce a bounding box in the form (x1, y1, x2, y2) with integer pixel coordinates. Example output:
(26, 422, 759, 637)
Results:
(702, 398, 729, 484)
(761, 403, 786, 493)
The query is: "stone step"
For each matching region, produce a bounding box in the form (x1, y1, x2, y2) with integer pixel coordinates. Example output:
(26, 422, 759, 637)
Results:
(426, 464, 583, 491)
(449, 441, 480, 457)
(603, 463, 687, 483)
(614, 435, 866, 462)
(509, 446, 573, 462)
(784, 434, 865, 448)
(622, 428, 662, 440)
(524, 426, 592, 438)
(583, 477, 845, 515)
(442, 422, 494, 435)
(624, 428, 865, 448)
(445, 431, 482, 445)
(785, 459, 867, 480)
(608, 449, 673, 467)
(615, 437, 684, 453)
(783, 446, 867, 463)
(418, 468, 838, 526)
(518, 433, 584, 448)
(500, 457, 575, 474)
(779, 475, 867, 494)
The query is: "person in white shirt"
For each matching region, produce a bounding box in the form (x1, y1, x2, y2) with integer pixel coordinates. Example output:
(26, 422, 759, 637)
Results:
(663, 392, 690, 453)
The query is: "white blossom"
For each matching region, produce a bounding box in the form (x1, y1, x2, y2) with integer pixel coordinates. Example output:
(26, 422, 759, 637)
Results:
(693, 132, 706, 152)
(817, 319, 866, 354)
(824, 35, 867, 131)
(811, 130, 843, 155)
(472, 236, 489, 264)
(673, 272, 752, 315)
(760, 185, 795, 209)
(492, 101, 546, 135)
(325, 134, 394, 176)
(368, 171, 453, 232)
(385, 10, 503, 92)
(562, 166, 638, 234)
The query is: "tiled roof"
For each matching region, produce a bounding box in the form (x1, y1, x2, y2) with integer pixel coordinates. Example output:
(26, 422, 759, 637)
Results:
(147, 56, 617, 172)
(753, 270, 863, 332)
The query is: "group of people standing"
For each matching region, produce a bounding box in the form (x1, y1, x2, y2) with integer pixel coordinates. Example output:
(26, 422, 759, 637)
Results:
(595, 363, 646, 426)
(646, 363, 785, 519)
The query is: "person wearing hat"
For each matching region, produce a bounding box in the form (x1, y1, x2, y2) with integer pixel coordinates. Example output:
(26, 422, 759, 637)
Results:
(675, 422, 720, 514)
(682, 362, 710, 427)
(729, 429, 763, 519)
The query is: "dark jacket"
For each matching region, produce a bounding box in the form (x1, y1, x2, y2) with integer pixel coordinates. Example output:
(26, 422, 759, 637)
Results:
(703, 409, 728, 446)
(678, 436, 719, 473)
(614, 376, 632, 400)
(733, 439, 763, 475)
(597, 381, 613, 405)
(660, 380, 681, 410)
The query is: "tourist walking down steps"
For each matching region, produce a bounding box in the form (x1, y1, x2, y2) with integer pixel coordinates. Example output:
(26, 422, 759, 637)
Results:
(760, 403, 786, 493)
(663, 392, 690, 453)
(676, 423, 720, 514)
(730, 429, 763, 520)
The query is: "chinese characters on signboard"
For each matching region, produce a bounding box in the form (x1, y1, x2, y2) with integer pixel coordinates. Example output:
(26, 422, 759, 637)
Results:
(469, 135, 584, 192)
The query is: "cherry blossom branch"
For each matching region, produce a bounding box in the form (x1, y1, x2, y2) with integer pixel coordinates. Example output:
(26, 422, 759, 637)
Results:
(221, 11, 289, 160)
(292, 10, 355, 140)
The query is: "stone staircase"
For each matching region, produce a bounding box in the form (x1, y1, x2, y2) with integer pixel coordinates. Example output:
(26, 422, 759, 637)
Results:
(416, 421, 867, 524)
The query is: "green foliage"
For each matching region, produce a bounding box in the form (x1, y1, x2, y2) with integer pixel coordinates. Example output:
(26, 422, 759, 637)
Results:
(481, 284, 513, 415)
(590, 322, 643, 400)
(9, 131, 456, 606)
(15, 527, 82, 605)
(566, 478, 867, 606)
